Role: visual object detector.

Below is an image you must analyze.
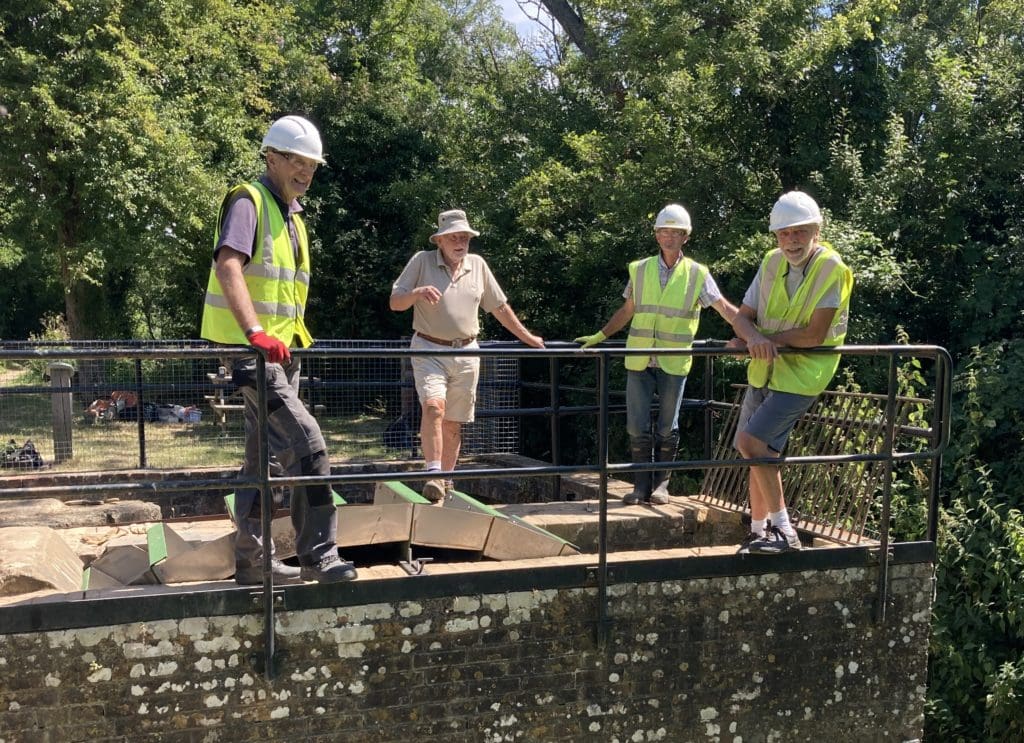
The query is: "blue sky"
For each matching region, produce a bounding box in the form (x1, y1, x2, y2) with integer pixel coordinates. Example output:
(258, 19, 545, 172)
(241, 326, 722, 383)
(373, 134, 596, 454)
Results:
(498, 0, 544, 37)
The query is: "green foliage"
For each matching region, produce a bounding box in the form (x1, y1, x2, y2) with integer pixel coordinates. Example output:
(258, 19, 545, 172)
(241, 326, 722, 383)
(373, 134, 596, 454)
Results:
(948, 341, 1024, 494)
(0, 0, 301, 340)
(925, 338, 1024, 736)
(928, 476, 1024, 740)
(1, 0, 1024, 733)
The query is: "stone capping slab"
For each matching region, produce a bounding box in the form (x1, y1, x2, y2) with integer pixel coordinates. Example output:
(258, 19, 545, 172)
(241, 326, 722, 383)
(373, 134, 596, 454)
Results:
(0, 541, 937, 634)
(0, 526, 83, 597)
(0, 497, 163, 529)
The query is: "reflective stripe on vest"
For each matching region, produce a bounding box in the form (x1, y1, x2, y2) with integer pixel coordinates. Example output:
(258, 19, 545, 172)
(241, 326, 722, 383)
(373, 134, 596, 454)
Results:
(200, 182, 314, 348)
(625, 255, 708, 376)
(747, 246, 853, 395)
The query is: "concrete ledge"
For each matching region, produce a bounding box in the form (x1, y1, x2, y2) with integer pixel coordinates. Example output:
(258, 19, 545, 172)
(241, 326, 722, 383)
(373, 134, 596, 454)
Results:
(0, 498, 162, 528)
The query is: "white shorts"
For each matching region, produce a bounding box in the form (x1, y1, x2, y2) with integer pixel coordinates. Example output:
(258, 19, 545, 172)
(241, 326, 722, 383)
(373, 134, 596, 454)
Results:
(410, 335, 480, 423)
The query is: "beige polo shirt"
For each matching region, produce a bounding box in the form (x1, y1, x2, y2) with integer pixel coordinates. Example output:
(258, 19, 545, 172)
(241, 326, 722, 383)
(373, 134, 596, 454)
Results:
(392, 250, 508, 340)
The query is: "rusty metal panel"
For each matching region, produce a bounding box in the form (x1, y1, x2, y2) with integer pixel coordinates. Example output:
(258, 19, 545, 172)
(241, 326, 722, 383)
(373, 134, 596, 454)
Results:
(697, 386, 934, 544)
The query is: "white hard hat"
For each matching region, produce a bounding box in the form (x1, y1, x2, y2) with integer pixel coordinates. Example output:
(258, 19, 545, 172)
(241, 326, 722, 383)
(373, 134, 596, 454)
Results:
(260, 115, 326, 164)
(769, 191, 822, 232)
(654, 203, 692, 233)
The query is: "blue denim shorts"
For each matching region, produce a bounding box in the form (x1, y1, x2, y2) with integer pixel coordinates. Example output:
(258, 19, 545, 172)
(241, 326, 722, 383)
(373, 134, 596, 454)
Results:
(733, 386, 817, 454)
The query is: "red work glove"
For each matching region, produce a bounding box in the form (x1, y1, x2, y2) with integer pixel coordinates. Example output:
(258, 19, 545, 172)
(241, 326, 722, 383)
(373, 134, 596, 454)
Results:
(248, 331, 291, 364)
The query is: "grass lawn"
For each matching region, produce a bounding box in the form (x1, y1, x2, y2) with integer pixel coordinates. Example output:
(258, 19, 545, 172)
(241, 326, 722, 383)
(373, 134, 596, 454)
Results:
(1, 362, 399, 473)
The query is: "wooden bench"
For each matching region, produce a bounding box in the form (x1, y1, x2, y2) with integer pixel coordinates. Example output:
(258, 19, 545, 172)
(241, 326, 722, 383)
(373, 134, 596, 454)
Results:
(204, 395, 325, 431)
(206, 398, 245, 430)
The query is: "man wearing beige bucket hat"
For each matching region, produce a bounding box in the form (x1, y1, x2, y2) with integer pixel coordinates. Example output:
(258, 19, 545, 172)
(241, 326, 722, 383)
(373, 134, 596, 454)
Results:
(390, 209, 544, 501)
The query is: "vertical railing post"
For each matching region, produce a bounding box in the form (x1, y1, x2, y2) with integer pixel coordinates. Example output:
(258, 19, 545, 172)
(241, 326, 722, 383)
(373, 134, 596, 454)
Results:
(134, 358, 147, 468)
(256, 355, 278, 680)
(549, 357, 561, 502)
(703, 352, 714, 460)
(927, 351, 950, 544)
(873, 353, 899, 624)
(47, 362, 75, 464)
(595, 352, 611, 646)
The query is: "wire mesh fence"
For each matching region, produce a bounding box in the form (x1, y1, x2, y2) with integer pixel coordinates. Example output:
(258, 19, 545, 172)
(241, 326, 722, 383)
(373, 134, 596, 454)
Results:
(0, 340, 520, 474)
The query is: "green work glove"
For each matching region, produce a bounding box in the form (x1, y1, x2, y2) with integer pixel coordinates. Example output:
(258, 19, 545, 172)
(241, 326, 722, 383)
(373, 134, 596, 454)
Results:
(574, 330, 607, 349)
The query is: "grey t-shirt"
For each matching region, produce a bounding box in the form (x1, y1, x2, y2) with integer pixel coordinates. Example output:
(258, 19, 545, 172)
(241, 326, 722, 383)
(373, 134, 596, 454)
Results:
(215, 176, 303, 262)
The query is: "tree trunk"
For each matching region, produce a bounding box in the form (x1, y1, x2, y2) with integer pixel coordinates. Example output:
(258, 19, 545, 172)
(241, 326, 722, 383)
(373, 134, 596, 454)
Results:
(538, 0, 624, 101)
(538, 0, 598, 61)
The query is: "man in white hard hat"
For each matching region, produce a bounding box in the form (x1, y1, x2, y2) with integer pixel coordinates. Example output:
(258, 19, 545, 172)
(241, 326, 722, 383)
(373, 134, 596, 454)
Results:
(729, 191, 853, 554)
(575, 204, 737, 505)
(390, 209, 545, 502)
(201, 115, 357, 584)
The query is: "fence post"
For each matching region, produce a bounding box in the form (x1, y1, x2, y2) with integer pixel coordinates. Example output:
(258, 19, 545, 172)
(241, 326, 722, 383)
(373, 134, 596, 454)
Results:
(48, 362, 75, 463)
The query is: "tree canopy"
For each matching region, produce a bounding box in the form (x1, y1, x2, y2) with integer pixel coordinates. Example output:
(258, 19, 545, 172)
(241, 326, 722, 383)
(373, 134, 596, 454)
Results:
(2, 0, 1024, 734)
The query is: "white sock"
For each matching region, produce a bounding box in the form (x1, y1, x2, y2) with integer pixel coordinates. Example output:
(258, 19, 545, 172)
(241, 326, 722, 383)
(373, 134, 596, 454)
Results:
(750, 518, 767, 537)
(425, 460, 442, 472)
(770, 509, 795, 535)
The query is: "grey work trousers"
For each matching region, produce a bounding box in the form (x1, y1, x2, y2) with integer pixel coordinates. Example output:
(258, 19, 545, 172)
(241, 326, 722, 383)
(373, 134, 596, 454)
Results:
(230, 355, 336, 568)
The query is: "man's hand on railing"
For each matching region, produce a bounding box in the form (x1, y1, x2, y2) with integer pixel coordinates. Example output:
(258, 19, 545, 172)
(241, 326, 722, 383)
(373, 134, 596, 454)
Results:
(744, 332, 778, 361)
(248, 331, 291, 364)
(574, 331, 607, 349)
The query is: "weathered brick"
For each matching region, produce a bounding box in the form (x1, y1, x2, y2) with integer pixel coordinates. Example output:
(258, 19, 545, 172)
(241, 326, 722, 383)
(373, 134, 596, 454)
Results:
(0, 559, 932, 742)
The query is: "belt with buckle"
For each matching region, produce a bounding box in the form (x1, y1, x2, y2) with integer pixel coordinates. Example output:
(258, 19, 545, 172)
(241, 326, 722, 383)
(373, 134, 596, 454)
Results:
(416, 332, 476, 348)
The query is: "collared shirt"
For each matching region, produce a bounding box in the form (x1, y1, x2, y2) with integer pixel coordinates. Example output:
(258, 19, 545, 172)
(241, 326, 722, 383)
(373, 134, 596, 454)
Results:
(392, 250, 508, 340)
(622, 252, 722, 307)
(742, 247, 841, 310)
(216, 175, 303, 261)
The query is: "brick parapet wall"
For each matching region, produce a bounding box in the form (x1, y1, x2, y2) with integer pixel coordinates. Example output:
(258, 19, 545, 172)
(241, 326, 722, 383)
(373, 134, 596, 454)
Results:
(0, 556, 932, 742)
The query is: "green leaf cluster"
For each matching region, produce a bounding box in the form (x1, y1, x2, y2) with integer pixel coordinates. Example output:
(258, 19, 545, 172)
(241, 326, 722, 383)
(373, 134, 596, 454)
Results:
(2, 0, 1024, 731)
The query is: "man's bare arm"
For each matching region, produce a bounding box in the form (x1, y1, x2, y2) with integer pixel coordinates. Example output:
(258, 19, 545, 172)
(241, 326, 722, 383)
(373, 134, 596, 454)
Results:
(215, 248, 259, 333)
(767, 307, 838, 348)
(492, 303, 544, 348)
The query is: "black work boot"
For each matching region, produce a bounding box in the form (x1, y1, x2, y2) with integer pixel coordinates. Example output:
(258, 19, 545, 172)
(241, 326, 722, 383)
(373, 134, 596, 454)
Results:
(233, 516, 302, 585)
(300, 552, 358, 583)
(650, 432, 680, 505)
(235, 558, 302, 585)
(624, 435, 653, 505)
(295, 503, 358, 583)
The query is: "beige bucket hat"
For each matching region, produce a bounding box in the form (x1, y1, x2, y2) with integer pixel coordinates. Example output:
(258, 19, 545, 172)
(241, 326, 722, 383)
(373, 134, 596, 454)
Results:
(429, 209, 480, 243)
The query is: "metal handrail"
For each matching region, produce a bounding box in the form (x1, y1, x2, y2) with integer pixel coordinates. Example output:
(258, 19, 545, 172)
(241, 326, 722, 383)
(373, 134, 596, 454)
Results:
(0, 341, 952, 675)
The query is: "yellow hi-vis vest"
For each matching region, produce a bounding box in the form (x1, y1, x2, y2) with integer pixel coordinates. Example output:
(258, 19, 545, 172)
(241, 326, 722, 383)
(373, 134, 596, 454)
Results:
(747, 245, 853, 395)
(201, 182, 314, 348)
(625, 255, 708, 376)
